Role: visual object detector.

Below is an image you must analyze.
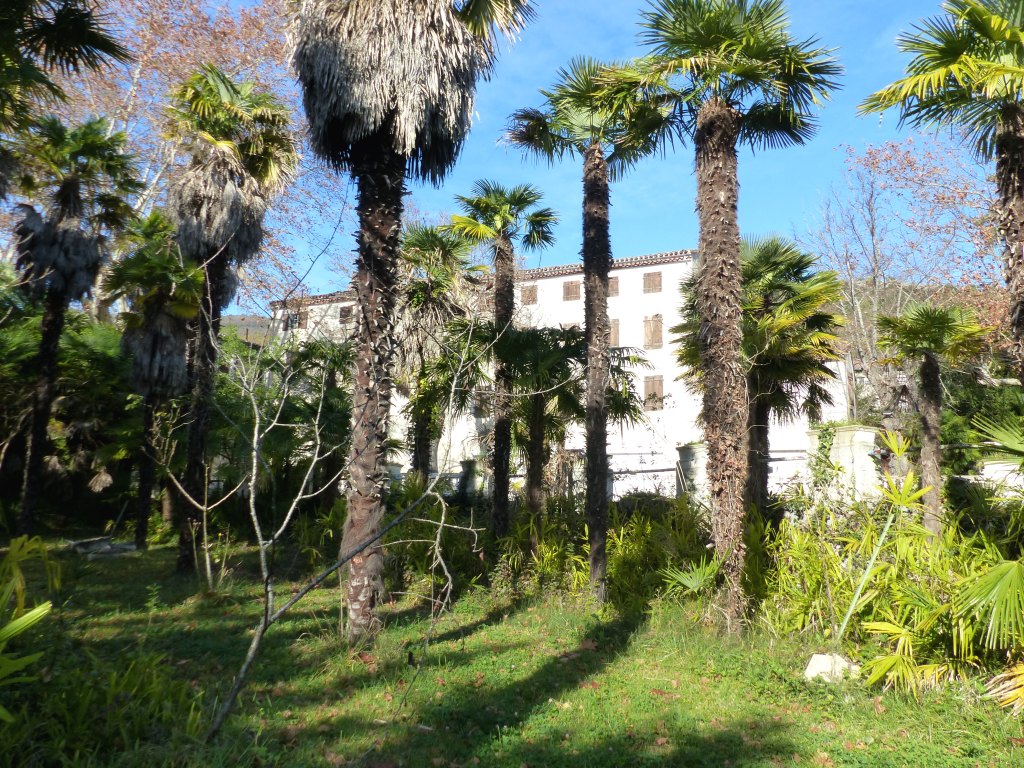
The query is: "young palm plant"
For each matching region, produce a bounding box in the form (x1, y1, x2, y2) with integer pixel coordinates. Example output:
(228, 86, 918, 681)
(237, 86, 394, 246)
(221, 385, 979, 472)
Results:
(504, 327, 587, 522)
(507, 56, 671, 600)
(395, 225, 483, 480)
(105, 211, 204, 549)
(614, 0, 841, 622)
(878, 304, 990, 534)
(166, 65, 297, 572)
(448, 180, 556, 540)
(675, 237, 844, 516)
(11, 116, 138, 533)
(861, 0, 1024, 384)
(290, 0, 535, 641)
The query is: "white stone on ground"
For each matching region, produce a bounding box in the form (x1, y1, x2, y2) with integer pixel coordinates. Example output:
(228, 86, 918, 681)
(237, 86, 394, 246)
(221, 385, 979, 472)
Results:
(803, 653, 861, 683)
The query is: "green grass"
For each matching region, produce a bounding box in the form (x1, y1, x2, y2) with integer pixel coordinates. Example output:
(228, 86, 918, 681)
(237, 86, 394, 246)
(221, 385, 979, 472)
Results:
(5, 544, 1024, 767)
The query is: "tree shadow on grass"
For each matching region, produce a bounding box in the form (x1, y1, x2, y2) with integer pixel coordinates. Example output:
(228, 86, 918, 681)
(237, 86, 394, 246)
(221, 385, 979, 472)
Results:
(344, 611, 799, 767)
(368, 613, 648, 764)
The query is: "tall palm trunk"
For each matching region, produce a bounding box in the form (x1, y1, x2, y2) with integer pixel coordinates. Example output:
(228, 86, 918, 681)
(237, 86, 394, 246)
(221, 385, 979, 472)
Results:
(135, 392, 158, 549)
(918, 352, 943, 535)
(582, 141, 612, 602)
(996, 108, 1024, 386)
(694, 98, 749, 625)
(410, 365, 433, 481)
(745, 395, 771, 519)
(19, 290, 67, 533)
(178, 254, 228, 572)
(491, 234, 515, 539)
(340, 137, 404, 643)
(525, 392, 546, 520)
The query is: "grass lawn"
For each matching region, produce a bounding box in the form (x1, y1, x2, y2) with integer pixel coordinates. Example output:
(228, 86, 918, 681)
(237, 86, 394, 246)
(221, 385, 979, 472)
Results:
(5, 543, 1024, 767)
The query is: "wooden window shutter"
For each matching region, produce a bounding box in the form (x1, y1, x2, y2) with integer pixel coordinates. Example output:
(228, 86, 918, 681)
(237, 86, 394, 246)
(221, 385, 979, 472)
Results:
(339, 305, 353, 322)
(563, 280, 581, 301)
(297, 311, 309, 329)
(521, 284, 538, 305)
(608, 276, 619, 297)
(643, 314, 663, 349)
(609, 318, 619, 347)
(644, 375, 664, 411)
(643, 271, 662, 293)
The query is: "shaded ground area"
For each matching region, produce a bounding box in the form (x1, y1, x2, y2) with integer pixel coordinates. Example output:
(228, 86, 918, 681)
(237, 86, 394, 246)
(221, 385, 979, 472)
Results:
(6, 544, 1023, 767)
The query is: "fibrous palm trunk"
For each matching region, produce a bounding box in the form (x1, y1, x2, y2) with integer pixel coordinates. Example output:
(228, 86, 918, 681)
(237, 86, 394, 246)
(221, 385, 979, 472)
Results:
(997, 108, 1024, 386)
(491, 234, 515, 540)
(525, 392, 546, 521)
(340, 137, 404, 643)
(918, 352, 943, 535)
(694, 98, 749, 626)
(745, 395, 771, 520)
(582, 141, 612, 602)
(19, 290, 67, 534)
(135, 392, 158, 549)
(178, 255, 229, 572)
(410, 365, 433, 481)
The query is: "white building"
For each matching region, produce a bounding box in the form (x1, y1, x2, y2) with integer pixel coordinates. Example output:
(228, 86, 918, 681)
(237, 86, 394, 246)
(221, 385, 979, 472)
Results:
(270, 249, 852, 498)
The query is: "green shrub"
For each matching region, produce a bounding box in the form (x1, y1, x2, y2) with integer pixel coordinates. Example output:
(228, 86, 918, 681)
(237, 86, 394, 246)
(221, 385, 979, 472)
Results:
(493, 493, 714, 613)
(763, 454, 1024, 700)
(0, 536, 57, 724)
(2, 643, 203, 766)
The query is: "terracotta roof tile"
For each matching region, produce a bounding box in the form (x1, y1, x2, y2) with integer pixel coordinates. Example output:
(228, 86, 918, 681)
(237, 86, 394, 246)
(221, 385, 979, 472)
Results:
(516, 249, 696, 281)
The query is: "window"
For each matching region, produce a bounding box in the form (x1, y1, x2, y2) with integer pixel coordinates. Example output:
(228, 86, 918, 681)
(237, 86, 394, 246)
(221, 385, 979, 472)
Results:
(521, 284, 538, 305)
(643, 314, 663, 349)
(644, 375, 664, 411)
(643, 271, 662, 293)
(608, 276, 619, 297)
(563, 280, 581, 301)
(609, 318, 619, 347)
(338, 305, 353, 323)
(285, 311, 308, 331)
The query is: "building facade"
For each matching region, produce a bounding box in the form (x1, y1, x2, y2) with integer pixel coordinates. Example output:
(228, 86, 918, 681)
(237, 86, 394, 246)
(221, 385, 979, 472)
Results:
(270, 250, 852, 498)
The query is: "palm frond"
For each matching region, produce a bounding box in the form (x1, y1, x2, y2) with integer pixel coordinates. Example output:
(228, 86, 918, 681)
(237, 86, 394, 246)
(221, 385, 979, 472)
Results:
(958, 559, 1024, 650)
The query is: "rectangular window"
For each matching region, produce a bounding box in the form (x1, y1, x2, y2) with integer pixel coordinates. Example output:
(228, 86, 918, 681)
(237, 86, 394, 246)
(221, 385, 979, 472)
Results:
(521, 284, 538, 305)
(563, 280, 581, 301)
(285, 311, 307, 331)
(608, 276, 619, 297)
(644, 375, 664, 411)
(643, 314, 663, 349)
(643, 271, 662, 294)
(609, 318, 619, 347)
(338, 305, 353, 323)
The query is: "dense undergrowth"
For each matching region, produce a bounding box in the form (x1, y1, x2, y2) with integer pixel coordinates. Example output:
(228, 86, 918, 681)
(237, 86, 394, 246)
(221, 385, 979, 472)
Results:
(5, 437, 1024, 766)
(3, 541, 1023, 767)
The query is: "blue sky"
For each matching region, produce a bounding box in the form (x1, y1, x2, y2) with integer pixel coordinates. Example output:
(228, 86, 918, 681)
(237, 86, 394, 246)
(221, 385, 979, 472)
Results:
(297, 0, 960, 294)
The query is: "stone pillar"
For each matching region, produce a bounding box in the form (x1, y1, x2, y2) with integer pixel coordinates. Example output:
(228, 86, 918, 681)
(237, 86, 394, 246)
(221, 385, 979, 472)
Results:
(677, 442, 709, 502)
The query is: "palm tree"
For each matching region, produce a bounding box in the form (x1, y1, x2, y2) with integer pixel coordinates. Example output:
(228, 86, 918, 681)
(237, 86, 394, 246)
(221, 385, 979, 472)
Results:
(396, 225, 483, 481)
(675, 237, 844, 516)
(448, 180, 556, 539)
(503, 327, 586, 521)
(861, 0, 1024, 384)
(290, 0, 535, 642)
(0, 0, 129, 196)
(11, 116, 138, 532)
(507, 56, 671, 601)
(166, 65, 297, 572)
(105, 211, 204, 549)
(879, 304, 989, 534)
(624, 0, 841, 622)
